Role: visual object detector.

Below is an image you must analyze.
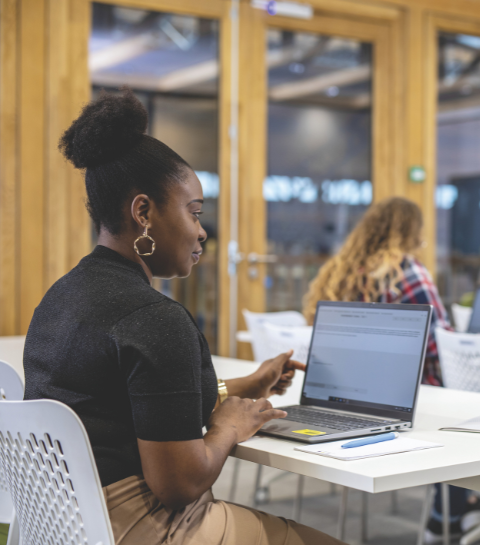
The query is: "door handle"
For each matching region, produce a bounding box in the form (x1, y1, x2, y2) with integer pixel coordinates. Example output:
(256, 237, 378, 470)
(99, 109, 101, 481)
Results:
(247, 252, 278, 264)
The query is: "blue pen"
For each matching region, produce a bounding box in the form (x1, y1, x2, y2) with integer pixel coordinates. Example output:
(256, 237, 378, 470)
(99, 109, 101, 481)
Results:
(341, 432, 398, 449)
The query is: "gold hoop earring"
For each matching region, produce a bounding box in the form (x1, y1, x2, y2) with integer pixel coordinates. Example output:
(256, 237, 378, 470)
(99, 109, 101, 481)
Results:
(134, 225, 156, 256)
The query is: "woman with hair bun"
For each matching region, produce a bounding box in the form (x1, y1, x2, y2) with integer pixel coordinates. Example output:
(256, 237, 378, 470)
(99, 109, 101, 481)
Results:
(23, 89, 344, 545)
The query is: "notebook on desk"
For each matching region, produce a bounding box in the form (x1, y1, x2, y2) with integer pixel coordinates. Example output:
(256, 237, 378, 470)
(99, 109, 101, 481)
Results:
(259, 301, 433, 444)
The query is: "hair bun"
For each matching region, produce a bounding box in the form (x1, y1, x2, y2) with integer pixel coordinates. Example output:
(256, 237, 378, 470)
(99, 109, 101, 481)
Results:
(59, 87, 148, 169)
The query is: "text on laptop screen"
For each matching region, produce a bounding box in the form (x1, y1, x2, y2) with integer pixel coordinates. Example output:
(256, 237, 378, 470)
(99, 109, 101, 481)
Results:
(304, 305, 430, 412)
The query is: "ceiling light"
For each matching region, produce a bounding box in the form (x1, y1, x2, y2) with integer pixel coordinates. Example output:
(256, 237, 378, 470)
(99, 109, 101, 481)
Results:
(251, 1, 313, 20)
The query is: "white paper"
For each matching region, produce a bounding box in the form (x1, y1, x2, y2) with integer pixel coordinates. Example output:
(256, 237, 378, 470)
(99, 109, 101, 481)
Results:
(295, 437, 442, 460)
(440, 416, 480, 433)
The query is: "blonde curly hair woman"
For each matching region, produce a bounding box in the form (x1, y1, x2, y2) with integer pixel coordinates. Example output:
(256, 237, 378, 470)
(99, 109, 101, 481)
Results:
(303, 196, 450, 385)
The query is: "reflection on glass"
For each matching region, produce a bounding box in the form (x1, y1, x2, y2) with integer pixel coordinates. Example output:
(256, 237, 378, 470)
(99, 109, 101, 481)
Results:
(436, 33, 480, 308)
(266, 30, 372, 311)
(90, 4, 219, 350)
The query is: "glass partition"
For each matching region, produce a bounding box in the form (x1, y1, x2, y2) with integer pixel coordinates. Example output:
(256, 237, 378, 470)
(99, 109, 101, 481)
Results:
(265, 30, 372, 311)
(436, 32, 480, 309)
(90, 4, 219, 350)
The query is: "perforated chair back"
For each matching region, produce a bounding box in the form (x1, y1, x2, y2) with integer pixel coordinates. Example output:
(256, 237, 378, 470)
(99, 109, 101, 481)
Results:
(242, 310, 307, 362)
(262, 323, 313, 364)
(436, 327, 480, 391)
(451, 304, 473, 333)
(0, 361, 24, 525)
(0, 399, 114, 545)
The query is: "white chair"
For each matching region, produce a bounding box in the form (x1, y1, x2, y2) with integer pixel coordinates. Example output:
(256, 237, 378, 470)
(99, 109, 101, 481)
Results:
(436, 327, 480, 391)
(242, 310, 307, 362)
(451, 304, 473, 334)
(0, 399, 115, 545)
(262, 323, 313, 365)
(0, 337, 26, 382)
(0, 360, 24, 545)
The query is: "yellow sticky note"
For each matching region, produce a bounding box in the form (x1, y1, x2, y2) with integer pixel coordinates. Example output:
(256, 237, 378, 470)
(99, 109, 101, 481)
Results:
(292, 429, 326, 436)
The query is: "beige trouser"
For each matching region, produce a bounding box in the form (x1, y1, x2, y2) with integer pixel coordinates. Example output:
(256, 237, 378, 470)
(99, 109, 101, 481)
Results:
(103, 474, 346, 545)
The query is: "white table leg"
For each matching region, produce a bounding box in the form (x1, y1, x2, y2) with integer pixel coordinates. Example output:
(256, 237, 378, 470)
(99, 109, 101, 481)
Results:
(293, 474, 305, 522)
(361, 491, 368, 543)
(337, 487, 349, 541)
(417, 485, 435, 545)
(442, 483, 450, 545)
(228, 458, 241, 502)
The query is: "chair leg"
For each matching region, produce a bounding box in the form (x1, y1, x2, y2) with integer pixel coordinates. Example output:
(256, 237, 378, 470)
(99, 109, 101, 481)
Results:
(293, 475, 305, 522)
(228, 458, 241, 502)
(460, 524, 480, 545)
(6, 510, 20, 545)
(417, 485, 435, 545)
(361, 491, 368, 543)
(441, 483, 450, 545)
(337, 487, 349, 541)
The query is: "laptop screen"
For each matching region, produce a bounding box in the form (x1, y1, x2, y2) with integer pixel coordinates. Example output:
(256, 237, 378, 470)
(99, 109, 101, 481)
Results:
(302, 302, 432, 420)
(468, 289, 480, 333)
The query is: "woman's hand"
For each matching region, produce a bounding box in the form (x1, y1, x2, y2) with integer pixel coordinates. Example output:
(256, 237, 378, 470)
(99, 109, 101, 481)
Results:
(250, 350, 306, 398)
(225, 350, 306, 400)
(208, 396, 287, 443)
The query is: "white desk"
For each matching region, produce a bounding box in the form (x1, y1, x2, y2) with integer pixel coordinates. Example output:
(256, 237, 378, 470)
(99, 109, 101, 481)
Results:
(212, 355, 480, 494)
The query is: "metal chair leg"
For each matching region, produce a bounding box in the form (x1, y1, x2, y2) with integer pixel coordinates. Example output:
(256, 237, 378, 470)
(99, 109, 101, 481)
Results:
(460, 523, 480, 545)
(442, 483, 450, 545)
(417, 485, 435, 545)
(293, 475, 305, 522)
(337, 487, 349, 541)
(361, 491, 368, 543)
(228, 458, 241, 502)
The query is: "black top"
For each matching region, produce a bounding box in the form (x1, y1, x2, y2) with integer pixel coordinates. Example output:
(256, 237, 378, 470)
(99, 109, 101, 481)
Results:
(24, 245, 218, 487)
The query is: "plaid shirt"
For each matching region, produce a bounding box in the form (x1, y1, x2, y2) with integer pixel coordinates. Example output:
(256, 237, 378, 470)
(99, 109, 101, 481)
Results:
(368, 256, 451, 386)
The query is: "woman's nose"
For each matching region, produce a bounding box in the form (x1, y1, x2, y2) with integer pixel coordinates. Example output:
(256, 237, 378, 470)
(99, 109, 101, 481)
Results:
(199, 225, 207, 243)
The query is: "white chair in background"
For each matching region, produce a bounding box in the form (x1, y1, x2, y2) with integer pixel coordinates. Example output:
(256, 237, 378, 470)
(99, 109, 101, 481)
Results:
(451, 304, 473, 334)
(262, 323, 313, 364)
(436, 327, 480, 391)
(0, 360, 24, 545)
(0, 337, 26, 382)
(0, 399, 115, 545)
(242, 310, 307, 362)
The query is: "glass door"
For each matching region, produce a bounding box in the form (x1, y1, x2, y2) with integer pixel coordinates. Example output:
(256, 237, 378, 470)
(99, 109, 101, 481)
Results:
(89, 3, 220, 351)
(264, 29, 373, 312)
(435, 31, 480, 309)
(236, 9, 397, 355)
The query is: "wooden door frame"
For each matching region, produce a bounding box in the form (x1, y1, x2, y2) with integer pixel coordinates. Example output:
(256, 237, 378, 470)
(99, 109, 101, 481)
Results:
(422, 14, 480, 281)
(235, 4, 405, 357)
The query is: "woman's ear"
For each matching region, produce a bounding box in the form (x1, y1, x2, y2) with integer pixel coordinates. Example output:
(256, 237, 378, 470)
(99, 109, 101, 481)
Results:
(131, 194, 152, 230)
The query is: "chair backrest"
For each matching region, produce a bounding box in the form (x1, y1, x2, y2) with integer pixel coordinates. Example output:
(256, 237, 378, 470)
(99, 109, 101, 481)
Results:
(0, 361, 24, 524)
(262, 323, 313, 365)
(242, 310, 307, 362)
(0, 399, 115, 545)
(0, 336, 26, 382)
(436, 327, 480, 391)
(451, 303, 473, 333)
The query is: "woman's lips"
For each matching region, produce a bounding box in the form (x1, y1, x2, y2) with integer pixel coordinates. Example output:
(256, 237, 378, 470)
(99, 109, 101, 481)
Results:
(192, 251, 202, 264)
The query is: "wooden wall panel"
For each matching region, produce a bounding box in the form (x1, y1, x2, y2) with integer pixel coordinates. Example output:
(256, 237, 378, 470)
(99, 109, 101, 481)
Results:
(0, 0, 19, 335)
(18, 0, 46, 332)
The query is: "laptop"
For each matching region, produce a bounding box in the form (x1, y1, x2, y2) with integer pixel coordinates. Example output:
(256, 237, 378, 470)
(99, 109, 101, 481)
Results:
(468, 289, 480, 333)
(259, 301, 433, 443)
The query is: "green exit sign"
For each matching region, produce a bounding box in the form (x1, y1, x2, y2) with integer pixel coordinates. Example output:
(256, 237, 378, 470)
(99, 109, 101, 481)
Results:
(409, 166, 426, 183)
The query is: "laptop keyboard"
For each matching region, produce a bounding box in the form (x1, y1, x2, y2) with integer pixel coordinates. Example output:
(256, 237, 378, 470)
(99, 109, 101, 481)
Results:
(279, 406, 396, 431)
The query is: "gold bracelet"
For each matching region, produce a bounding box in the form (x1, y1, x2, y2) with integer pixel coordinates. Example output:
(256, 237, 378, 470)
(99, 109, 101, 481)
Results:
(217, 379, 228, 404)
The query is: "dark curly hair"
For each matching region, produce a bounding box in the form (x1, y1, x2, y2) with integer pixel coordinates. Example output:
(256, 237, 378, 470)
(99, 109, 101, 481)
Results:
(59, 87, 190, 234)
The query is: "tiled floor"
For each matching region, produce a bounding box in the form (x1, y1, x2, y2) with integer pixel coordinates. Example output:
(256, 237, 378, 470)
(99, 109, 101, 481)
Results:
(212, 458, 437, 544)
